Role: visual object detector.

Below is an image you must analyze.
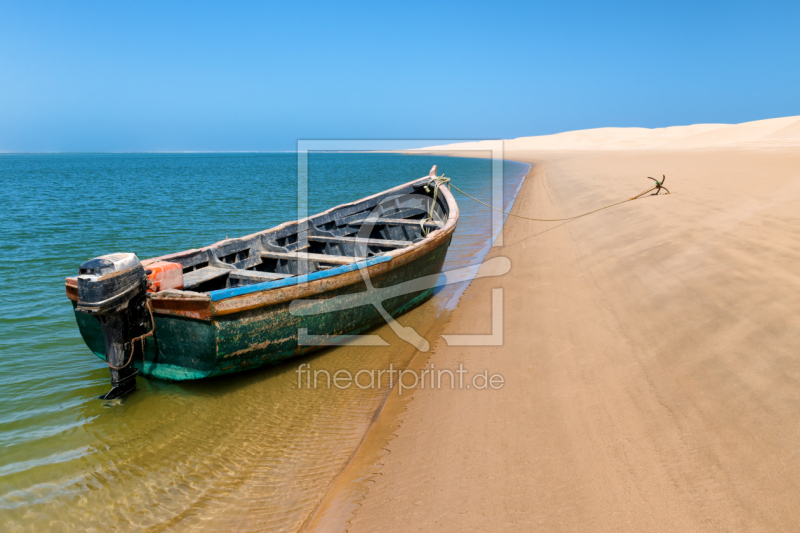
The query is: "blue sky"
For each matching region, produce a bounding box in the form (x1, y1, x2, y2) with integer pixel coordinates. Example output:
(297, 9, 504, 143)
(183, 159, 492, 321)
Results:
(1, 0, 798, 152)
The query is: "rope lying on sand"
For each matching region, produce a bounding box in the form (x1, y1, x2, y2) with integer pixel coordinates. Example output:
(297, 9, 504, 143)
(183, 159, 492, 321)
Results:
(428, 173, 670, 223)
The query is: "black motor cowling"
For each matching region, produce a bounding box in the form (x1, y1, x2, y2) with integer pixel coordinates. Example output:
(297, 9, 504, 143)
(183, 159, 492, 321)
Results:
(76, 253, 148, 400)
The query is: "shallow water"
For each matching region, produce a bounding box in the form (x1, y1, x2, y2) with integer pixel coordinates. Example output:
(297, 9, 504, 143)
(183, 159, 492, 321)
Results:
(0, 153, 528, 531)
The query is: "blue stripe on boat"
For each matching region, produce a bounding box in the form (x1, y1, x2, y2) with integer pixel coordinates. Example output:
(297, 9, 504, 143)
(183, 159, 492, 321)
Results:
(208, 255, 393, 302)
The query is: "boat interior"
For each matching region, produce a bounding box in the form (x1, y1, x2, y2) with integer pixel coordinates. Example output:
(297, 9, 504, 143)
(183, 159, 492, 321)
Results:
(151, 180, 450, 293)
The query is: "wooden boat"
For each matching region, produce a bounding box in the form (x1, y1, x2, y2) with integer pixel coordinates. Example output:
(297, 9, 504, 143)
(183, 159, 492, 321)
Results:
(65, 167, 458, 398)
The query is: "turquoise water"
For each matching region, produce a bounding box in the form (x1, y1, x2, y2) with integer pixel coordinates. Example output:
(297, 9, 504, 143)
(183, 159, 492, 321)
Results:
(0, 153, 528, 531)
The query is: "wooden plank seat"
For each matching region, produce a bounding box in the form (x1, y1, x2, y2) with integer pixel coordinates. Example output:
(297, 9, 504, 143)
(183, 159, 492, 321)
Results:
(261, 251, 366, 265)
(182, 266, 232, 289)
(308, 235, 411, 248)
(228, 270, 292, 282)
(343, 216, 442, 229)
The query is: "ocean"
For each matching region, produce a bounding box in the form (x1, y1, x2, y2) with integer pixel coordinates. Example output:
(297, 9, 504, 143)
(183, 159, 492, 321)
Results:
(0, 153, 528, 531)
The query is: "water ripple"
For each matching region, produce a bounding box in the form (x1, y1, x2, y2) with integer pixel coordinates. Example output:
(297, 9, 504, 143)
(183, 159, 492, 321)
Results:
(0, 153, 529, 531)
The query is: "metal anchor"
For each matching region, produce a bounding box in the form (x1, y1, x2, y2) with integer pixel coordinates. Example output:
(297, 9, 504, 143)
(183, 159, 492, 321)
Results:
(632, 175, 670, 200)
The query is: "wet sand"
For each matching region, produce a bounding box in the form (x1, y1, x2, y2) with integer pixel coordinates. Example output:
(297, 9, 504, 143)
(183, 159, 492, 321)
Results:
(314, 117, 800, 530)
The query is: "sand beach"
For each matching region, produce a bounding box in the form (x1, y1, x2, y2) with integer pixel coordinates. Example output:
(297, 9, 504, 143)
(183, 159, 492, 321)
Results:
(311, 116, 800, 531)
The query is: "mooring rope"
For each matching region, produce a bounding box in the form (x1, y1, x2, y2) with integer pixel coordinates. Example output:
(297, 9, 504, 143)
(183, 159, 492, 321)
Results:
(427, 173, 670, 223)
(421, 175, 450, 236)
(105, 173, 668, 373)
(106, 299, 155, 371)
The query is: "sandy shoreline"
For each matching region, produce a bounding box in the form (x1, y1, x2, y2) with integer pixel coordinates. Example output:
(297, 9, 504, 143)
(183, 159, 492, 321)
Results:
(310, 117, 800, 531)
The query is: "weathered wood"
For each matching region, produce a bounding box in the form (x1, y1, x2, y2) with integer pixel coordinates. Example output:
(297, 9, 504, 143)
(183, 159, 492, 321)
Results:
(68, 172, 460, 382)
(342, 216, 441, 229)
(308, 234, 411, 248)
(339, 207, 424, 226)
(229, 270, 292, 282)
(183, 266, 231, 289)
(261, 251, 366, 265)
(375, 217, 440, 228)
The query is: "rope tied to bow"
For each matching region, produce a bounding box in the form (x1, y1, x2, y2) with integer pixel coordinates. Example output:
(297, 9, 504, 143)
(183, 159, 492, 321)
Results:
(421, 166, 451, 235)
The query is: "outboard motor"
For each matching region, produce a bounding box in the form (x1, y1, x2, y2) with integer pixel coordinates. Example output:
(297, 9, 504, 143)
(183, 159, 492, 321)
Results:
(75, 253, 148, 399)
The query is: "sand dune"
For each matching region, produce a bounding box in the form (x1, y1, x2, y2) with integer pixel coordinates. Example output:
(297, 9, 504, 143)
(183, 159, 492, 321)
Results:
(414, 115, 800, 152)
(310, 116, 800, 532)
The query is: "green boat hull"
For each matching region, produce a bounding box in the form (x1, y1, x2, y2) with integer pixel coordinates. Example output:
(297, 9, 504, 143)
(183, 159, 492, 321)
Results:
(73, 243, 448, 381)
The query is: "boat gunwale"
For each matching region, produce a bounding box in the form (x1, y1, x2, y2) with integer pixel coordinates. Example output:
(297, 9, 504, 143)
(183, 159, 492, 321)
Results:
(208, 179, 458, 317)
(206, 255, 393, 301)
(65, 175, 459, 321)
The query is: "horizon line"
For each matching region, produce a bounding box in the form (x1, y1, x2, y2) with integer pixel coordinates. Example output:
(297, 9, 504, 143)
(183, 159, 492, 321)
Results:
(0, 150, 300, 155)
